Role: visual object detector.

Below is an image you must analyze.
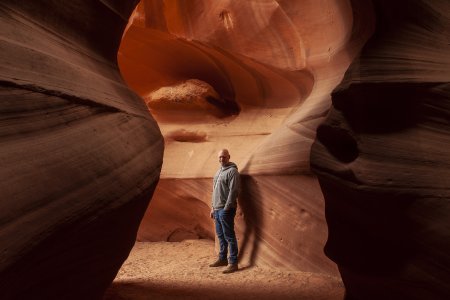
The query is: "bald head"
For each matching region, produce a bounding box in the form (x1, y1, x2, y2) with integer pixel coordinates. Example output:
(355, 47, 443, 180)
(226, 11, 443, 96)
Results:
(218, 149, 230, 166)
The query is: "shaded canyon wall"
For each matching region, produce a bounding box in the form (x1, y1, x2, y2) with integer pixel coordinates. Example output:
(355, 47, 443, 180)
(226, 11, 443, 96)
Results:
(0, 0, 163, 299)
(311, 0, 450, 299)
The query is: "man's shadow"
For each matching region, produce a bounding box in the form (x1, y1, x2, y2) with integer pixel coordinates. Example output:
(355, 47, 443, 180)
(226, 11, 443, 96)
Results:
(237, 174, 263, 269)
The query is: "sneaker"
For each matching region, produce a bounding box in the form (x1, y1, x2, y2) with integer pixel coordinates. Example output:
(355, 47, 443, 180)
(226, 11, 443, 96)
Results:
(222, 264, 238, 274)
(209, 259, 228, 267)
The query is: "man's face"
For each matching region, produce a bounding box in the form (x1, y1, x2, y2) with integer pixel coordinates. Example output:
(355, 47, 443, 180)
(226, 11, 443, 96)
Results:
(218, 151, 230, 166)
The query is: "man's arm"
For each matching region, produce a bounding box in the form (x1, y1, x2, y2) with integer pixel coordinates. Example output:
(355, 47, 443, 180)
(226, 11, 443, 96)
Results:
(224, 170, 240, 211)
(211, 176, 216, 218)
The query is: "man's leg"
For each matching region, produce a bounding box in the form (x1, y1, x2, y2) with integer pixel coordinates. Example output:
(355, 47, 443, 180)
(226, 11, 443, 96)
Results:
(220, 208, 238, 266)
(209, 210, 228, 267)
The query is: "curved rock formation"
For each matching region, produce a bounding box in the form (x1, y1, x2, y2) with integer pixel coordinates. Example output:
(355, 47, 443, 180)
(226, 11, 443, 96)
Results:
(6, 0, 446, 298)
(311, 0, 450, 299)
(0, 1, 163, 299)
(119, 0, 374, 275)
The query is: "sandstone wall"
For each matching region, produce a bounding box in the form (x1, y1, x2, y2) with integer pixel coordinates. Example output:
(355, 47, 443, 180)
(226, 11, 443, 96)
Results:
(119, 0, 374, 275)
(311, 0, 450, 299)
(0, 1, 163, 299)
(3, 0, 446, 299)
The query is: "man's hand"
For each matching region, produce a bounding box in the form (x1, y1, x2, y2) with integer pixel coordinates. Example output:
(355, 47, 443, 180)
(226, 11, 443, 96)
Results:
(210, 209, 214, 219)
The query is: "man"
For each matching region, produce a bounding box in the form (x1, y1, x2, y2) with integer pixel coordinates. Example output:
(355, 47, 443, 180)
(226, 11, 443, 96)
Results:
(209, 149, 240, 274)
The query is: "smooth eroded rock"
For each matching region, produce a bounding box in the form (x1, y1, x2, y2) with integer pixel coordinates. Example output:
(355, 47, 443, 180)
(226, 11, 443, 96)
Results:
(0, 1, 163, 299)
(121, 0, 374, 276)
(311, 0, 450, 299)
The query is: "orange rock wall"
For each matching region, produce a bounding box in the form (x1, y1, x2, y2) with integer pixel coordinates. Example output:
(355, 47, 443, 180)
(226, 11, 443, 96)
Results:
(119, 0, 374, 275)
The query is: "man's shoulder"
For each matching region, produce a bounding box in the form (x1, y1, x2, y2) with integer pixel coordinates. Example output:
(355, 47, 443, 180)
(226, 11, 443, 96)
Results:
(228, 165, 239, 175)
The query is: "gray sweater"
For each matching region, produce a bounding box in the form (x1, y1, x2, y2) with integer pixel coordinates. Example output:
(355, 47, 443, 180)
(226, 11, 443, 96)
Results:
(212, 162, 240, 210)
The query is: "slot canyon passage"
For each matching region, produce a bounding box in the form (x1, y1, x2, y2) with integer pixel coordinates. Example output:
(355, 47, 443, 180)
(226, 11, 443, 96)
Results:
(0, 0, 449, 300)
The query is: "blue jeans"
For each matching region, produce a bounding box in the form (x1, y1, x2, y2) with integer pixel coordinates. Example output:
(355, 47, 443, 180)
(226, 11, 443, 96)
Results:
(214, 208, 238, 264)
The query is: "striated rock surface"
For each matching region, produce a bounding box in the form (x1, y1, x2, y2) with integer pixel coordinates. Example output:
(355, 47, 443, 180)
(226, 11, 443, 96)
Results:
(4, 0, 447, 298)
(311, 0, 450, 299)
(120, 0, 374, 274)
(0, 0, 163, 299)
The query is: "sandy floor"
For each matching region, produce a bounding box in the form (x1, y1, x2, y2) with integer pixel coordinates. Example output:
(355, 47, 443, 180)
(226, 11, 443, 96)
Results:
(103, 240, 345, 300)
